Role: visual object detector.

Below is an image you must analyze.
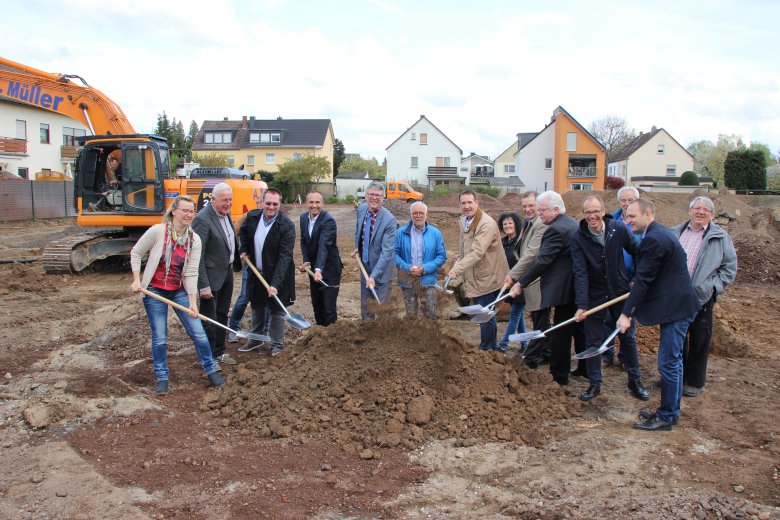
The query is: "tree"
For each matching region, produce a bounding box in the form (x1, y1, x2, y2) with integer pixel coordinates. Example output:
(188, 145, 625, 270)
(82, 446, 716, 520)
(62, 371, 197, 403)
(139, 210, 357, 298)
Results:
(749, 142, 776, 168)
(678, 171, 699, 186)
(333, 138, 345, 174)
(155, 111, 171, 140)
(605, 176, 625, 190)
(588, 115, 637, 161)
(338, 156, 384, 179)
(274, 155, 332, 201)
(191, 153, 230, 167)
(688, 134, 746, 184)
(724, 149, 766, 190)
(766, 163, 780, 190)
(185, 121, 199, 150)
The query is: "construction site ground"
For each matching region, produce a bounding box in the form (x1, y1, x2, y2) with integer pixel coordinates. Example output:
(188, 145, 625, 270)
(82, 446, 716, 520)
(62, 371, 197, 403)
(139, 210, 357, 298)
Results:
(0, 190, 779, 519)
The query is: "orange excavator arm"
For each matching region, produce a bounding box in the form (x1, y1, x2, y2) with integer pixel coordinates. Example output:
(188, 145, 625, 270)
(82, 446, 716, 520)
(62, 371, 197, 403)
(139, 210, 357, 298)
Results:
(0, 56, 135, 135)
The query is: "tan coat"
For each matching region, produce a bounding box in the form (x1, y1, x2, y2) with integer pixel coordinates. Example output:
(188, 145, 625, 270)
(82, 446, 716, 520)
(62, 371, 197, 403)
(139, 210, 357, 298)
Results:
(509, 215, 547, 311)
(451, 208, 508, 298)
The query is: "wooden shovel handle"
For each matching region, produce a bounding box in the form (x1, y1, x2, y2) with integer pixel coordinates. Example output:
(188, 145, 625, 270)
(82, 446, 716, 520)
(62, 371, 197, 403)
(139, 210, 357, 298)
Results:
(356, 257, 371, 280)
(304, 266, 317, 278)
(245, 258, 271, 290)
(139, 287, 197, 317)
(583, 293, 629, 317)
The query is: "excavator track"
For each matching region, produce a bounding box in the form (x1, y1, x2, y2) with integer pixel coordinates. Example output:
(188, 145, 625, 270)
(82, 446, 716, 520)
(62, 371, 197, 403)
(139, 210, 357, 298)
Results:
(43, 231, 136, 275)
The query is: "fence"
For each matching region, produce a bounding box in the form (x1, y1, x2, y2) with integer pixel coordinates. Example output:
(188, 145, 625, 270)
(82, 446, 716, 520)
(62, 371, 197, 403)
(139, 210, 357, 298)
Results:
(637, 184, 713, 194)
(0, 181, 76, 221)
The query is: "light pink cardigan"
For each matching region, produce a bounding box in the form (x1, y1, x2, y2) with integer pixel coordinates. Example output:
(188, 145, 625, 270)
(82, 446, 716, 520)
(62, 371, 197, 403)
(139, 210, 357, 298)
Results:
(130, 223, 202, 295)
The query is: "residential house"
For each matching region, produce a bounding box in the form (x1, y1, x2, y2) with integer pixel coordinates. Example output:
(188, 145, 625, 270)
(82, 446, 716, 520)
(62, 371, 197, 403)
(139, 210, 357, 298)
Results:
(0, 97, 88, 179)
(335, 171, 373, 199)
(514, 107, 606, 193)
(494, 133, 537, 179)
(607, 127, 699, 188)
(461, 152, 494, 179)
(385, 115, 464, 191)
(192, 116, 336, 178)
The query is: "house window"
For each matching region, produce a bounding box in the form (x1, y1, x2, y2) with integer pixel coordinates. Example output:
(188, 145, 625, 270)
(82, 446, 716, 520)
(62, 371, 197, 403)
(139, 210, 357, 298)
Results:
(566, 133, 577, 152)
(292, 153, 302, 160)
(205, 132, 232, 144)
(271, 132, 281, 143)
(570, 183, 593, 190)
(544, 158, 553, 169)
(436, 157, 450, 167)
(16, 120, 26, 140)
(411, 132, 416, 140)
(260, 133, 270, 143)
(250, 133, 260, 144)
(62, 127, 87, 146)
(40, 124, 50, 144)
(419, 133, 428, 145)
(227, 155, 235, 166)
(658, 144, 665, 154)
(18, 167, 28, 179)
(247, 155, 255, 166)
(666, 165, 676, 176)
(411, 156, 418, 168)
(266, 153, 275, 164)
(504, 165, 515, 173)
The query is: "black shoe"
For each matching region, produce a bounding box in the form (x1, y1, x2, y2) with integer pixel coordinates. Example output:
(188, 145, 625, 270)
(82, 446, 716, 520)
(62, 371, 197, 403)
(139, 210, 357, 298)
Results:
(553, 377, 569, 386)
(208, 372, 226, 387)
(633, 415, 673, 431)
(523, 359, 539, 369)
(682, 385, 704, 397)
(638, 409, 679, 425)
(570, 367, 587, 379)
(579, 385, 601, 401)
(154, 380, 169, 396)
(628, 380, 650, 401)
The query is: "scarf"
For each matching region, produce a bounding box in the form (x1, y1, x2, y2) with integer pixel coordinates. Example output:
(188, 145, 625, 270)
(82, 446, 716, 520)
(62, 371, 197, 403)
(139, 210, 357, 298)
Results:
(163, 222, 193, 280)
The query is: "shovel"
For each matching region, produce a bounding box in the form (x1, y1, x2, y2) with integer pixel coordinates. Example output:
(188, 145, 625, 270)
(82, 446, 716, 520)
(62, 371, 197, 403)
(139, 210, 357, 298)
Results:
(574, 326, 622, 360)
(469, 285, 511, 323)
(304, 266, 339, 289)
(138, 287, 270, 343)
(433, 275, 454, 294)
(508, 293, 629, 343)
(459, 284, 510, 318)
(356, 257, 382, 304)
(245, 259, 312, 330)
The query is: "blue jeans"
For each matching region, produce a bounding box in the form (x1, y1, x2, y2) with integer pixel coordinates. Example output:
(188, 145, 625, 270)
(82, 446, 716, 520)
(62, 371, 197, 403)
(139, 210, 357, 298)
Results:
(498, 300, 526, 350)
(474, 290, 499, 351)
(228, 265, 250, 330)
(656, 315, 695, 422)
(142, 286, 218, 381)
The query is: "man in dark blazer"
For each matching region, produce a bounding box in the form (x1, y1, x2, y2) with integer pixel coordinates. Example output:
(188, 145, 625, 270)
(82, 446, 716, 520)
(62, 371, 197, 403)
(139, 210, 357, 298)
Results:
(617, 198, 701, 431)
(192, 182, 238, 365)
(353, 181, 397, 320)
(239, 188, 296, 356)
(509, 191, 584, 385)
(300, 191, 342, 326)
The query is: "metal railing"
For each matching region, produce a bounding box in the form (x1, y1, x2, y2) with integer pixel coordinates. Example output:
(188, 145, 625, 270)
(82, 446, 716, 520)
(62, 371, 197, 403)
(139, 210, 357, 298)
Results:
(0, 180, 76, 221)
(568, 166, 597, 178)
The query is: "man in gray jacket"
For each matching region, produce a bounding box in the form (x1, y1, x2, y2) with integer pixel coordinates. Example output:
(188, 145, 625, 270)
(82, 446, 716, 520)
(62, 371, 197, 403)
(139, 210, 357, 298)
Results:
(671, 196, 737, 397)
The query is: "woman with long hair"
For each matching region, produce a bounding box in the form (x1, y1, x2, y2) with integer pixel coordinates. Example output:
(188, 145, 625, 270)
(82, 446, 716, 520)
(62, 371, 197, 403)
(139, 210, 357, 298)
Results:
(130, 195, 225, 395)
(497, 212, 527, 351)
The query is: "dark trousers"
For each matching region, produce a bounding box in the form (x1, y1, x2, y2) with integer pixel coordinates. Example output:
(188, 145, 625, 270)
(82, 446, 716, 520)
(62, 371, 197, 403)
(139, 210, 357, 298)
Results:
(523, 307, 552, 365)
(310, 279, 339, 326)
(584, 306, 641, 386)
(683, 293, 716, 388)
(199, 269, 233, 358)
(546, 302, 586, 383)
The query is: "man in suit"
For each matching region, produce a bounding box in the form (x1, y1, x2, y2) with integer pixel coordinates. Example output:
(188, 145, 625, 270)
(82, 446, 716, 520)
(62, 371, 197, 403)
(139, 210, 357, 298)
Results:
(353, 181, 397, 320)
(617, 198, 701, 431)
(504, 191, 548, 362)
(192, 182, 238, 365)
(447, 190, 509, 351)
(239, 188, 296, 356)
(299, 191, 342, 326)
(509, 191, 583, 385)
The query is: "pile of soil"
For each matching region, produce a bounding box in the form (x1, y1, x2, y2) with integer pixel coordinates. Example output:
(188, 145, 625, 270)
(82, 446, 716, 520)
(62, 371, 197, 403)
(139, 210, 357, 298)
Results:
(207, 317, 580, 453)
(428, 191, 514, 214)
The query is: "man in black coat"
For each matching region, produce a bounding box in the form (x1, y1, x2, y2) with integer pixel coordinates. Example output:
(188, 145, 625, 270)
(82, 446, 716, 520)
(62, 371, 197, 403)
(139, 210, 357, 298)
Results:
(239, 188, 296, 356)
(192, 183, 239, 365)
(617, 198, 701, 431)
(299, 191, 342, 326)
(509, 191, 584, 385)
(571, 195, 647, 402)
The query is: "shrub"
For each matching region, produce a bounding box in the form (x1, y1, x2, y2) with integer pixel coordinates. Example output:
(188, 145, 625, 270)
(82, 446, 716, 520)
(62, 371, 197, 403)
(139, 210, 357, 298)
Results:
(344, 194, 356, 204)
(678, 171, 699, 186)
(605, 176, 625, 190)
(724, 149, 766, 190)
(432, 187, 450, 199)
(326, 195, 339, 204)
(470, 186, 501, 198)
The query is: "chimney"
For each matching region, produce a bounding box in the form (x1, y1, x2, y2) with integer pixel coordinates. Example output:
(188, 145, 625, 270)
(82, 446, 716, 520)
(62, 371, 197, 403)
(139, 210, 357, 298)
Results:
(277, 116, 283, 120)
(250, 116, 256, 124)
(651, 125, 657, 132)
(241, 116, 248, 128)
(223, 117, 228, 121)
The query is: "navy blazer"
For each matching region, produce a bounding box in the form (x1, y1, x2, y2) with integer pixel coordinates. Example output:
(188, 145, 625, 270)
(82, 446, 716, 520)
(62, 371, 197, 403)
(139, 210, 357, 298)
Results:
(354, 203, 397, 284)
(622, 220, 700, 325)
(517, 213, 578, 309)
(300, 210, 343, 283)
(192, 204, 238, 292)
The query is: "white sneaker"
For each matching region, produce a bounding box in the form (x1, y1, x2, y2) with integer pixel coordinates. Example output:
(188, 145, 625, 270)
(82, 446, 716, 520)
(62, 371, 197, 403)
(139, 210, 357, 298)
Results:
(217, 353, 237, 365)
(237, 342, 261, 352)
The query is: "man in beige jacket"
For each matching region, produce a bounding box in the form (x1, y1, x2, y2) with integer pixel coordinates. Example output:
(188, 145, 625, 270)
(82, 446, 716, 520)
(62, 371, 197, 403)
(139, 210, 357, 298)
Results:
(448, 190, 509, 350)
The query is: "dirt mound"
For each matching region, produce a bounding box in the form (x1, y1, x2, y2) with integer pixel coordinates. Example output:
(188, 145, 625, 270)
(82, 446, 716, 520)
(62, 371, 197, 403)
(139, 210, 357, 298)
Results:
(429, 191, 514, 214)
(208, 317, 579, 452)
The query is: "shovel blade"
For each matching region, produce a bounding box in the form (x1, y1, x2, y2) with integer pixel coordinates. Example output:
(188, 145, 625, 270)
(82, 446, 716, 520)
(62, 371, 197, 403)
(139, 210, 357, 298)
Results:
(284, 311, 312, 330)
(470, 310, 496, 324)
(573, 327, 620, 360)
(458, 304, 486, 314)
(509, 330, 544, 342)
(237, 332, 271, 342)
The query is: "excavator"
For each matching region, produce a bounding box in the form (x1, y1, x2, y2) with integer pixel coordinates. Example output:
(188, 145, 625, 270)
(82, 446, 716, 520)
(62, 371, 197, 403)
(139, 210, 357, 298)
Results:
(0, 56, 267, 274)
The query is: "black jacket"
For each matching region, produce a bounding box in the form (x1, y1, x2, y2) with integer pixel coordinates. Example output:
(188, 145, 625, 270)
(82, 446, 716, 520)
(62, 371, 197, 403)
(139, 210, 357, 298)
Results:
(570, 214, 636, 310)
(300, 210, 343, 284)
(239, 209, 296, 309)
(518, 214, 578, 308)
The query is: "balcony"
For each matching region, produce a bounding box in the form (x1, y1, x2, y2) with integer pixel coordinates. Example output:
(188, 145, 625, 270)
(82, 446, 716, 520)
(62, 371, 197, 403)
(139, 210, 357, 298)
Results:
(61, 145, 78, 160)
(0, 137, 27, 155)
(427, 166, 459, 178)
(568, 166, 597, 178)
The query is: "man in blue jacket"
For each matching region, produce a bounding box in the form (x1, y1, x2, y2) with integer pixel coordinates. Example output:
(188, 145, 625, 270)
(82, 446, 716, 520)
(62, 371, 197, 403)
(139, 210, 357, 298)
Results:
(572, 195, 647, 402)
(617, 198, 701, 431)
(395, 202, 447, 319)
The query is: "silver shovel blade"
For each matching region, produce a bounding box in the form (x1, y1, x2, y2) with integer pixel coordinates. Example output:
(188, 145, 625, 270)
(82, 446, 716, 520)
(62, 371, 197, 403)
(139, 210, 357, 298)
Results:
(509, 330, 545, 342)
(470, 310, 496, 324)
(573, 327, 621, 360)
(237, 332, 271, 342)
(458, 304, 487, 314)
(284, 311, 311, 330)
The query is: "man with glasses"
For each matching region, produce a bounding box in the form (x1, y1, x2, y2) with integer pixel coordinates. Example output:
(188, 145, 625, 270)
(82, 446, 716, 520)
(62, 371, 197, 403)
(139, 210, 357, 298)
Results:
(671, 196, 737, 397)
(193, 183, 239, 365)
(239, 188, 296, 356)
(509, 191, 581, 385)
(571, 195, 648, 402)
(353, 181, 397, 320)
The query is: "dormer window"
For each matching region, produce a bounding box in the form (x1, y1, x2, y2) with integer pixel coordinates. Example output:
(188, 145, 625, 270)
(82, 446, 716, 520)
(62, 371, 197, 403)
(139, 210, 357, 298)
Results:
(205, 132, 232, 144)
(253, 131, 282, 144)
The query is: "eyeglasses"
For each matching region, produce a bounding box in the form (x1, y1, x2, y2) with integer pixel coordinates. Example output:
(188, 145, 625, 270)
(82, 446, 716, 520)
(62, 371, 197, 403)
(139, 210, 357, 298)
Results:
(538, 207, 553, 213)
(264, 202, 280, 207)
(366, 193, 383, 199)
(177, 208, 196, 214)
(583, 209, 604, 216)
(619, 198, 636, 204)
(691, 206, 712, 213)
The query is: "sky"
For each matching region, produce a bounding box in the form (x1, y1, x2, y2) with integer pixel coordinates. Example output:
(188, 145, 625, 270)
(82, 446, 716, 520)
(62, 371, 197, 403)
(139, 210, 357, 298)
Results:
(2, 0, 779, 162)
